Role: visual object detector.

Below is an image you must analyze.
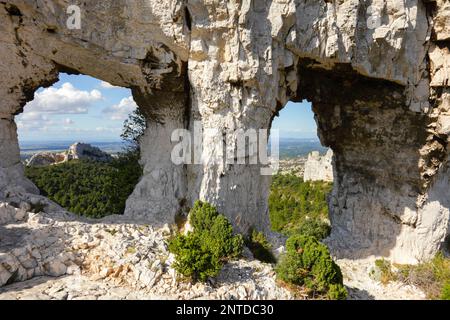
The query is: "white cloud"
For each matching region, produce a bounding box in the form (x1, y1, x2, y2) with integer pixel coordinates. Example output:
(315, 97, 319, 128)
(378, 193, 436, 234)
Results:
(95, 127, 121, 133)
(17, 82, 101, 133)
(102, 96, 137, 121)
(58, 126, 120, 133)
(20, 112, 47, 121)
(17, 117, 76, 132)
(100, 81, 119, 89)
(62, 127, 88, 132)
(17, 120, 51, 131)
(64, 118, 74, 125)
(24, 82, 102, 114)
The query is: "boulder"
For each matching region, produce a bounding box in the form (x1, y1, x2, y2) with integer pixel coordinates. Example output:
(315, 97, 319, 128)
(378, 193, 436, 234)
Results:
(65, 143, 112, 163)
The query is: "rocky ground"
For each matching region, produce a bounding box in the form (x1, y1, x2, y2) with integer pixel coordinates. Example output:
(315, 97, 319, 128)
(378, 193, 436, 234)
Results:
(0, 199, 291, 300)
(338, 259, 426, 300)
(0, 198, 426, 300)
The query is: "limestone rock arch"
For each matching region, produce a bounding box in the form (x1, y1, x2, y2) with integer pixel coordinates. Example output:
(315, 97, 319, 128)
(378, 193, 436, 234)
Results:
(0, 0, 449, 264)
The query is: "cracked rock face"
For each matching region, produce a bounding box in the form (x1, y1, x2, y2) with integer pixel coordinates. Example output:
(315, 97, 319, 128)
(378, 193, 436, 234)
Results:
(0, 1, 449, 264)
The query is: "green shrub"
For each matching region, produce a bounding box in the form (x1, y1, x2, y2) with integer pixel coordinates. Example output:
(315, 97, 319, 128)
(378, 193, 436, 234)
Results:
(294, 219, 331, 240)
(441, 281, 450, 300)
(168, 233, 222, 282)
(269, 174, 332, 239)
(189, 201, 221, 232)
(397, 252, 450, 300)
(189, 201, 243, 259)
(327, 283, 349, 300)
(201, 214, 244, 259)
(276, 234, 347, 299)
(245, 229, 276, 264)
(168, 201, 243, 282)
(275, 250, 309, 284)
(25, 152, 142, 218)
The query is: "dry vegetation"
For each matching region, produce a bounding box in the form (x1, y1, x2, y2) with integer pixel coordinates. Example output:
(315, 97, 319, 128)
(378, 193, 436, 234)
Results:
(396, 254, 450, 300)
(373, 254, 450, 300)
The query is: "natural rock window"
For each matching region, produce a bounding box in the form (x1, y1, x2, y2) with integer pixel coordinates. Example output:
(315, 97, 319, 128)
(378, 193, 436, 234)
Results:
(15, 74, 143, 218)
(269, 100, 334, 241)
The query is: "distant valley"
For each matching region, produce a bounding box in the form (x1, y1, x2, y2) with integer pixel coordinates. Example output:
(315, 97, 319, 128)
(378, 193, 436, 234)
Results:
(20, 138, 327, 161)
(19, 140, 129, 161)
(277, 138, 327, 159)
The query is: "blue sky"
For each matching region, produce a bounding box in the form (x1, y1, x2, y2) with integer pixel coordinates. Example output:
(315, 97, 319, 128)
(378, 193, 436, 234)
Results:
(272, 101, 318, 139)
(17, 74, 318, 142)
(17, 74, 134, 142)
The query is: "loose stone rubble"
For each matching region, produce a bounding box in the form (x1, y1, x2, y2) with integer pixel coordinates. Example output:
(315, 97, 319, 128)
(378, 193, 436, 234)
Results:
(0, 200, 291, 300)
(0, 199, 428, 300)
(338, 258, 426, 300)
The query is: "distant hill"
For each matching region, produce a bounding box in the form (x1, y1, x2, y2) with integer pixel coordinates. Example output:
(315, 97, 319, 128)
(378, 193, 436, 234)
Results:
(276, 138, 327, 159)
(20, 138, 326, 161)
(20, 140, 130, 161)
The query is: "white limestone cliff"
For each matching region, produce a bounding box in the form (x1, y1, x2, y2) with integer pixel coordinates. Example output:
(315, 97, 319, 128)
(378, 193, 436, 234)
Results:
(0, 0, 448, 264)
(304, 150, 334, 182)
(27, 152, 66, 167)
(26, 142, 112, 167)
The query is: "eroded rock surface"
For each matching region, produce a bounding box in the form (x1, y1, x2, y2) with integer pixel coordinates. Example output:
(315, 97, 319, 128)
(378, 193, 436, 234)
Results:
(0, 1, 449, 264)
